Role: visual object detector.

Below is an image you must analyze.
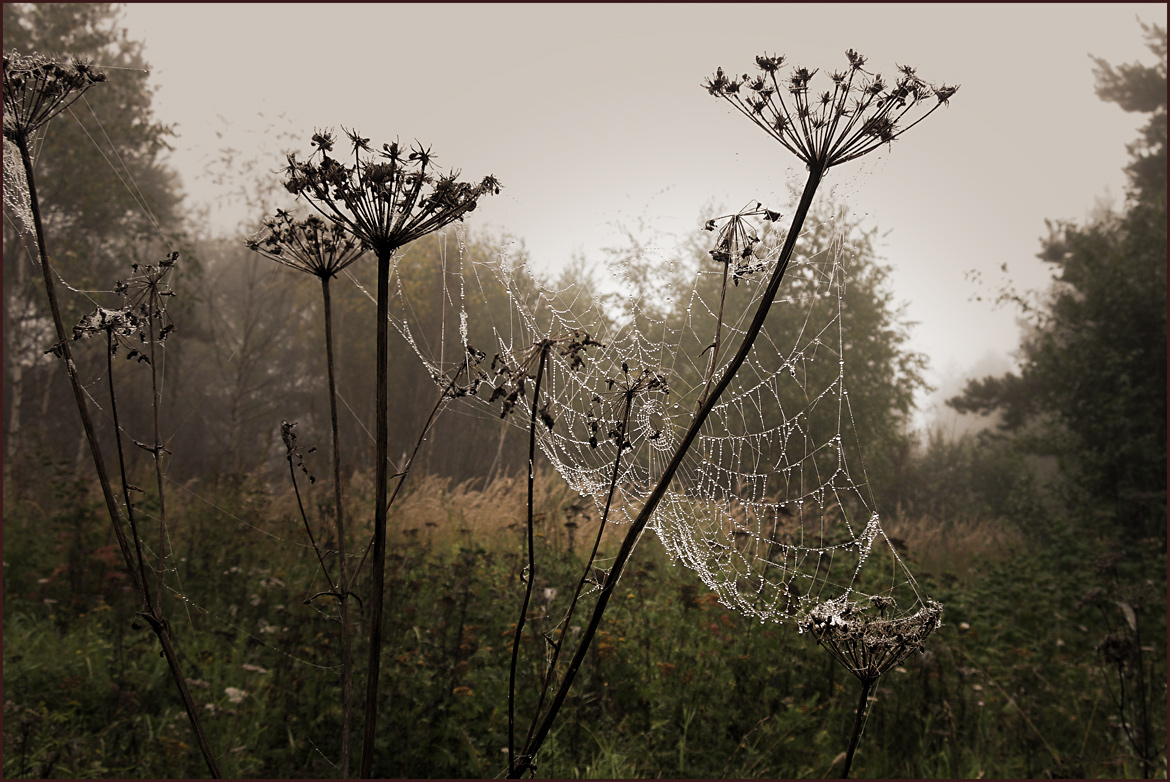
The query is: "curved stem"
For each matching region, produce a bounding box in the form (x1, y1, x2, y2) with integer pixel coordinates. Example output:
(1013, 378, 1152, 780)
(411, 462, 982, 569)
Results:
(17, 134, 221, 779)
(523, 391, 632, 751)
(512, 162, 826, 777)
(509, 344, 550, 775)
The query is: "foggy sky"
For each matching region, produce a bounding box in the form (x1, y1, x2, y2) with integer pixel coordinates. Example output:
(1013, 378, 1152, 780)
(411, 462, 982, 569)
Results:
(117, 3, 1166, 429)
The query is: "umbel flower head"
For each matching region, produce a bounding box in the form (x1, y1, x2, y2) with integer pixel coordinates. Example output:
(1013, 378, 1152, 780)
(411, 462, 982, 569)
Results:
(3, 50, 106, 142)
(705, 49, 958, 169)
(49, 252, 180, 362)
(704, 202, 784, 285)
(799, 594, 943, 683)
(246, 209, 368, 279)
(282, 128, 500, 259)
(489, 330, 604, 425)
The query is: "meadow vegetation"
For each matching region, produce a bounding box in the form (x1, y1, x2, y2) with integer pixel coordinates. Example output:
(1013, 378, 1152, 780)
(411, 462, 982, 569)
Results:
(4, 466, 1164, 778)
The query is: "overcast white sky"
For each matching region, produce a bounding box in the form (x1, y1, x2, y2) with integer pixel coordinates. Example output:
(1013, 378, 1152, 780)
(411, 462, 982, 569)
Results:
(119, 3, 1165, 429)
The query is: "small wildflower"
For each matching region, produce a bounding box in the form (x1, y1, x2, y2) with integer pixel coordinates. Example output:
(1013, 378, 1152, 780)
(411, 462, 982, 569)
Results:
(223, 687, 247, 704)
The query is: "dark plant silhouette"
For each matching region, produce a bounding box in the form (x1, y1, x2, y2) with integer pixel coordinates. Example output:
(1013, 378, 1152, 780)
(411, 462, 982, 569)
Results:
(1081, 552, 1164, 778)
(282, 128, 498, 777)
(509, 49, 956, 778)
(4, 51, 221, 778)
(248, 210, 367, 777)
(800, 594, 944, 777)
(519, 362, 668, 773)
(487, 331, 603, 776)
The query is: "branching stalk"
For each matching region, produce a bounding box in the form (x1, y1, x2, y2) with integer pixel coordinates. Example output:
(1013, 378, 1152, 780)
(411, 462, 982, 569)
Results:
(511, 161, 826, 777)
(523, 390, 633, 751)
(508, 343, 551, 775)
(16, 134, 222, 778)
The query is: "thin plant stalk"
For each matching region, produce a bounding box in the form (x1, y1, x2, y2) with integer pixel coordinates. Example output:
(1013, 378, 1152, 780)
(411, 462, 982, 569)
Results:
(247, 211, 365, 778)
(353, 329, 476, 777)
(698, 259, 731, 409)
(144, 284, 169, 623)
(15, 134, 222, 779)
(105, 331, 156, 616)
(321, 277, 355, 779)
(284, 429, 337, 587)
(360, 249, 392, 779)
(508, 344, 551, 776)
(511, 161, 826, 777)
(841, 677, 873, 778)
(523, 391, 633, 752)
(347, 362, 471, 584)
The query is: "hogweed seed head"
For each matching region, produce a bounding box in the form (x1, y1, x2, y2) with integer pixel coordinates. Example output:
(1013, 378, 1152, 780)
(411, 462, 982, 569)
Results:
(3, 50, 106, 142)
(52, 253, 180, 362)
(281, 128, 500, 259)
(489, 331, 603, 423)
(704, 48, 958, 169)
(704, 202, 784, 284)
(246, 210, 368, 280)
(800, 595, 943, 683)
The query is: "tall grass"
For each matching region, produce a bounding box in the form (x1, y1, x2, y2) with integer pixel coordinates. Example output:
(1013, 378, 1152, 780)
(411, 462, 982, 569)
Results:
(4, 471, 1162, 778)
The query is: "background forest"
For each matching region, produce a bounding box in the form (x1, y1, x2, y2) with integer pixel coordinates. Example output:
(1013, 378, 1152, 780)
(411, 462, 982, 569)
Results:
(3, 4, 1166, 779)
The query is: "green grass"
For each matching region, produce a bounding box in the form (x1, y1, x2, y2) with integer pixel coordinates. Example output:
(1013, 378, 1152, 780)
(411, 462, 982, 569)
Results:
(3, 472, 1165, 778)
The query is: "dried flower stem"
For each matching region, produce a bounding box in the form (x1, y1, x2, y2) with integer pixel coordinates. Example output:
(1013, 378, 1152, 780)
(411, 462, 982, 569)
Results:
(841, 677, 873, 778)
(247, 212, 364, 777)
(523, 389, 634, 752)
(699, 258, 732, 409)
(104, 331, 156, 615)
(511, 162, 826, 778)
(360, 250, 393, 779)
(321, 277, 355, 779)
(13, 127, 222, 780)
(508, 342, 551, 776)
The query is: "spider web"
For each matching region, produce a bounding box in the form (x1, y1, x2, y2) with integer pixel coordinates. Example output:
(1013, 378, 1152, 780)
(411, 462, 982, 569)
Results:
(384, 204, 930, 626)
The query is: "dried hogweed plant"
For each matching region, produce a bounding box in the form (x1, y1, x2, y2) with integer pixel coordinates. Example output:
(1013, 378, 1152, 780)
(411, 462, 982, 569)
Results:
(698, 202, 784, 408)
(801, 595, 944, 777)
(248, 211, 367, 777)
(4, 51, 222, 778)
(516, 362, 669, 777)
(1080, 551, 1163, 778)
(486, 331, 604, 777)
(508, 50, 956, 778)
(282, 128, 498, 777)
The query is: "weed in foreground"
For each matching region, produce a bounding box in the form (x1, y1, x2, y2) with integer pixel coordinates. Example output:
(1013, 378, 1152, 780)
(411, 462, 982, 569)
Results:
(4, 50, 221, 778)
